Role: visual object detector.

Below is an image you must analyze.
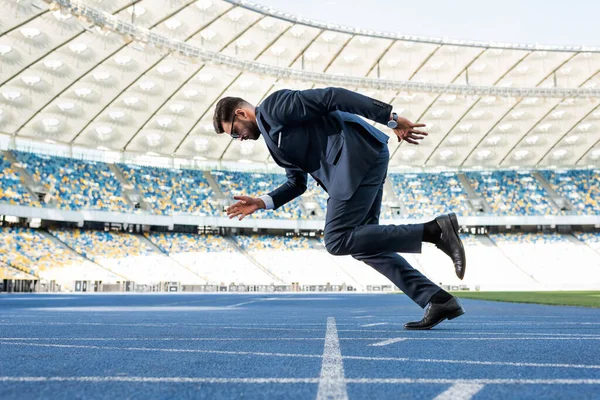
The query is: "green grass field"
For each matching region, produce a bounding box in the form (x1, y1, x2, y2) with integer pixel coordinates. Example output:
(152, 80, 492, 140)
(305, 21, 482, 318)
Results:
(450, 291, 600, 308)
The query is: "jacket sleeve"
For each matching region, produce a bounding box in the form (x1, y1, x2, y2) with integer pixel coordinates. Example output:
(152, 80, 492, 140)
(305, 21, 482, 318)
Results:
(260, 87, 393, 126)
(267, 167, 308, 210)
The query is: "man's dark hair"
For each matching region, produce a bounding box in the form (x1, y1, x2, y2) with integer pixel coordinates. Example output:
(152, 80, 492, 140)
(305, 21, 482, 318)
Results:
(212, 97, 250, 134)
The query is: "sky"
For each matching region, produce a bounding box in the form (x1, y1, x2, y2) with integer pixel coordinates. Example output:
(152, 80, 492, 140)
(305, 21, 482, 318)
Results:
(254, 0, 600, 47)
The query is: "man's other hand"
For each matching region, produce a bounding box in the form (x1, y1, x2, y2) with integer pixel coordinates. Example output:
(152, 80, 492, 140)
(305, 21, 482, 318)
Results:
(393, 116, 428, 145)
(226, 195, 266, 220)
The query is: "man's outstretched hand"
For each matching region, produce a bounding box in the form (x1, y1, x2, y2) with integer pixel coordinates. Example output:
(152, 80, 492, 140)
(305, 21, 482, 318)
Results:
(393, 116, 428, 145)
(226, 195, 265, 220)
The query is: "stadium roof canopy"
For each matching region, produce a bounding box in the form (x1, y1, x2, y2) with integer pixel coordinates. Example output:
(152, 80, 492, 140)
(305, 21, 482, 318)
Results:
(1, 0, 599, 170)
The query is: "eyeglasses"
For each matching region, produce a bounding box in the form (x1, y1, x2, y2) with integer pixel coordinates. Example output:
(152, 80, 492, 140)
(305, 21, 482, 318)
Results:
(229, 113, 240, 139)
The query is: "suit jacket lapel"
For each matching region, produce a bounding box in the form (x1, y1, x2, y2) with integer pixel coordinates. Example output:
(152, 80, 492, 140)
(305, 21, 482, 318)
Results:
(256, 109, 295, 168)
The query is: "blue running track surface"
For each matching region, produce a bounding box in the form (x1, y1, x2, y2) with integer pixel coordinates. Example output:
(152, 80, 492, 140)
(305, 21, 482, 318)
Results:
(0, 293, 599, 399)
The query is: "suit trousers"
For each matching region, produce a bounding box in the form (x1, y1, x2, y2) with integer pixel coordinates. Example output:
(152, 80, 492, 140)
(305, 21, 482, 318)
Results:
(323, 145, 440, 308)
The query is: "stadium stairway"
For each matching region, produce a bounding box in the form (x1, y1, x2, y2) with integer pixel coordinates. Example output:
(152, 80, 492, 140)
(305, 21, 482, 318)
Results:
(383, 178, 408, 217)
(1, 150, 48, 206)
(225, 237, 285, 284)
(107, 163, 149, 212)
(531, 171, 574, 212)
(138, 233, 210, 283)
(204, 171, 227, 206)
(41, 229, 129, 282)
(0, 262, 37, 280)
(456, 172, 490, 214)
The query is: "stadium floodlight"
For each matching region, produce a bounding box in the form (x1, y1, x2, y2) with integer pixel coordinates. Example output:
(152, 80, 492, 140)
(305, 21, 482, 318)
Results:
(183, 89, 199, 98)
(95, 126, 112, 139)
(227, 9, 243, 22)
(109, 111, 125, 120)
(200, 29, 217, 41)
(592, 149, 600, 158)
(42, 118, 60, 132)
(0, 45, 12, 55)
(157, 65, 174, 75)
(57, 102, 75, 111)
(20, 28, 41, 39)
(514, 149, 529, 159)
(74, 87, 92, 97)
(68, 42, 88, 54)
(114, 55, 132, 66)
(471, 110, 485, 119)
(525, 135, 539, 145)
(52, 10, 72, 21)
(259, 19, 274, 30)
(538, 123, 552, 132)
(400, 149, 416, 158)
(165, 19, 181, 31)
(169, 104, 185, 113)
(139, 81, 156, 91)
(146, 133, 162, 146)
(123, 96, 140, 106)
(93, 71, 111, 81)
(194, 138, 209, 151)
(195, 0, 212, 11)
(449, 136, 463, 144)
(43, 59, 63, 70)
(553, 149, 568, 158)
(458, 123, 472, 132)
(127, 5, 146, 17)
(2, 91, 22, 101)
(196, 73, 214, 83)
(476, 150, 492, 159)
(440, 149, 454, 158)
(551, 110, 566, 119)
(156, 117, 172, 128)
(21, 75, 42, 86)
(578, 123, 592, 132)
(511, 110, 526, 119)
(565, 135, 579, 144)
(487, 135, 501, 145)
(498, 123, 513, 132)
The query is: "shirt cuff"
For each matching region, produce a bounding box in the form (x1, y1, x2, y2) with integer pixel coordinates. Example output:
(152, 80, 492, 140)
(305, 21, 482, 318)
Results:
(259, 195, 274, 210)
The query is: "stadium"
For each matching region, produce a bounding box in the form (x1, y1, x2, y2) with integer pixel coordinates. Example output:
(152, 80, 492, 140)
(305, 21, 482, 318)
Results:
(0, 0, 599, 398)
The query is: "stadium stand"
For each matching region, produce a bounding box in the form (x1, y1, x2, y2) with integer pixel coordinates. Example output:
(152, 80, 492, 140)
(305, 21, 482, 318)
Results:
(405, 234, 540, 291)
(119, 164, 219, 216)
(235, 235, 378, 288)
(389, 172, 473, 218)
(540, 169, 600, 215)
(488, 233, 600, 289)
(0, 153, 39, 207)
(13, 152, 130, 212)
(145, 232, 275, 285)
(213, 170, 303, 219)
(466, 170, 556, 215)
(49, 229, 203, 284)
(0, 226, 116, 287)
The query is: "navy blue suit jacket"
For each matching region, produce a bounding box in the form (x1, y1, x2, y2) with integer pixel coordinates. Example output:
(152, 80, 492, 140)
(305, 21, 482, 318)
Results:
(256, 87, 393, 209)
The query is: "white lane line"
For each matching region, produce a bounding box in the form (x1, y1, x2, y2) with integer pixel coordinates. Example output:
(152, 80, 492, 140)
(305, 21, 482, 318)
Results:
(3, 341, 600, 370)
(434, 383, 485, 400)
(345, 378, 600, 384)
(30, 307, 241, 312)
(369, 338, 408, 347)
(351, 316, 374, 319)
(316, 317, 348, 400)
(2, 336, 600, 342)
(0, 341, 321, 359)
(0, 377, 599, 385)
(342, 355, 600, 369)
(226, 298, 275, 308)
(360, 323, 388, 327)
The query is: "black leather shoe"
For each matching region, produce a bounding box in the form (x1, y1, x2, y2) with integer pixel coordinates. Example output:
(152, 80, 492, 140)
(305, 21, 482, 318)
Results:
(404, 297, 465, 330)
(434, 213, 466, 279)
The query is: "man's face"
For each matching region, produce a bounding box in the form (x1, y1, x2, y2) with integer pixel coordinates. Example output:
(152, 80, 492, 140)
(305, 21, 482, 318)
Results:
(224, 110, 261, 141)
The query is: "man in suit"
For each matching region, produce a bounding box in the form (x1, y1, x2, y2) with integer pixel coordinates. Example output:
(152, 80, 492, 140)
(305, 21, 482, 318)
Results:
(213, 87, 466, 330)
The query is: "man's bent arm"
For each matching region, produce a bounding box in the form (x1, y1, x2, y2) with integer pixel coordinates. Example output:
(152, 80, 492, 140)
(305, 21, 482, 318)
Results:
(260, 87, 392, 126)
(264, 168, 307, 210)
